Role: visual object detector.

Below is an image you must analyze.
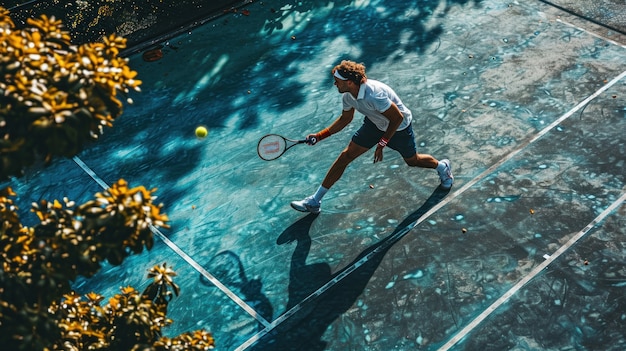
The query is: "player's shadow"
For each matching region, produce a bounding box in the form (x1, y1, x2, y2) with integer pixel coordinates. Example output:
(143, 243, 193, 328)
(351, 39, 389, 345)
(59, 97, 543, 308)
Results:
(252, 186, 451, 350)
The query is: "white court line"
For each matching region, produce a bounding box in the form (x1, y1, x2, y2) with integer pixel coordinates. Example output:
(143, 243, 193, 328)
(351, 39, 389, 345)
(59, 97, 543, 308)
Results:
(72, 156, 272, 329)
(437, 191, 626, 351)
(556, 18, 626, 49)
(233, 70, 626, 350)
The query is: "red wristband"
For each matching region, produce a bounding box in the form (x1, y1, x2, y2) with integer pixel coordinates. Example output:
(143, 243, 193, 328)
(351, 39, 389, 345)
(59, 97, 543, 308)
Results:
(378, 137, 389, 147)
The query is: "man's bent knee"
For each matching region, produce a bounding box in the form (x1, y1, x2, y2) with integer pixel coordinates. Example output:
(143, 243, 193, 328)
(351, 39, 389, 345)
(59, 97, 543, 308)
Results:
(403, 154, 419, 166)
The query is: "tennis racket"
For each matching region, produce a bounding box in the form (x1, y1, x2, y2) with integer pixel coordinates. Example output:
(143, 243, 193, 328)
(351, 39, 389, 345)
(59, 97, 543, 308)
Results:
(257, 134, 308, 161)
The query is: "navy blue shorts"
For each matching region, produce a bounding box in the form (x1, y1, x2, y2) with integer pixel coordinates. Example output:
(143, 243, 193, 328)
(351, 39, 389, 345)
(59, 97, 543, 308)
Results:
(352, 118, 417, 158)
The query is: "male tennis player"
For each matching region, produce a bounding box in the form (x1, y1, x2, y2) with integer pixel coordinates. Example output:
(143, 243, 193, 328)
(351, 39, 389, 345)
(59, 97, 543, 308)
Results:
(291, 60, 453, 214)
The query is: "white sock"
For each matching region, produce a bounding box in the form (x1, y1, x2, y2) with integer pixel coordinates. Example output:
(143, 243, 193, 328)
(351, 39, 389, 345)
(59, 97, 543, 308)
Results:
(312, 186, 328, 202)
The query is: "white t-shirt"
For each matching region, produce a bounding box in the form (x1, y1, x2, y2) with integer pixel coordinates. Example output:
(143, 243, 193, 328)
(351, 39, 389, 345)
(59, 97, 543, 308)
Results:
(342, 79, 412, 131)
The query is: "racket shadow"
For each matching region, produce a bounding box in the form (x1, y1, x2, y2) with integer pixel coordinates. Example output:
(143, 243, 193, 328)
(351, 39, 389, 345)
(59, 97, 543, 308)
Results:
(252, 186, 451, 350)
(198, 250, 274, 330)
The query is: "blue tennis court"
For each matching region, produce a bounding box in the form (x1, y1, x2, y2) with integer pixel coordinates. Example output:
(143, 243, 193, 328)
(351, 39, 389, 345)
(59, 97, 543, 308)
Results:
(8, 0, 625, 350)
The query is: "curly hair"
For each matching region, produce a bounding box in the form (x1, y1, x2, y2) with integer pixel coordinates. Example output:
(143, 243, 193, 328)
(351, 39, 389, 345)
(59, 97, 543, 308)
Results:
(332, 60, 367, 85)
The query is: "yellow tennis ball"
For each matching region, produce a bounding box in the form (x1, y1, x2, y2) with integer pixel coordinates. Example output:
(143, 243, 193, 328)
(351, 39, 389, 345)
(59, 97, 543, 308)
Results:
(195, 126, 208, 138)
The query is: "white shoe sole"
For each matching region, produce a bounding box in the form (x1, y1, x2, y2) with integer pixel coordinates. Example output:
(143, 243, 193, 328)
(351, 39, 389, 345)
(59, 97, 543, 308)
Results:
(290, 201, 321, 214)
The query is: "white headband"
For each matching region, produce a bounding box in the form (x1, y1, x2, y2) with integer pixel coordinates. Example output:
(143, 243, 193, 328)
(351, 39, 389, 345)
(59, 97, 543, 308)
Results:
(333, 70, 348, 80)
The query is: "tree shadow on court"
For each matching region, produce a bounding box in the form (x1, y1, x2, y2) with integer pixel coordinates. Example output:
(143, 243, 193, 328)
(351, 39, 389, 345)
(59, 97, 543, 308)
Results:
(140, 0, 485, 132)
(251, 186, 451, 351)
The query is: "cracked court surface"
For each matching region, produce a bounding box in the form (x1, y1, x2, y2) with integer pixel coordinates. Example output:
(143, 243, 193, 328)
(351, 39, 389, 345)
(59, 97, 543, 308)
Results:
(6, 0, 625, 350)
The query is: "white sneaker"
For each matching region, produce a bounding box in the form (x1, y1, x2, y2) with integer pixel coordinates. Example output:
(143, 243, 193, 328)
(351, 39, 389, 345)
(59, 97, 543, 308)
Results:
(290, 196, 321, 214)
(438, 159, 454, 189)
